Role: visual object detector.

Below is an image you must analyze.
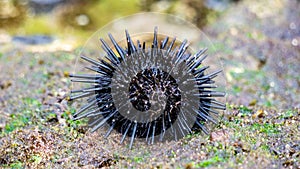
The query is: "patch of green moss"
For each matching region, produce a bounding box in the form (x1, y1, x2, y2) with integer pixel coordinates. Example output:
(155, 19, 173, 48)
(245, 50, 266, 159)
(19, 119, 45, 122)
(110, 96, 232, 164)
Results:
(251, 123, 280, 135)
(228, 104, 253, 116)
(232, 84, 242, 95)
(210, 42, 233, 55)
(23, 97, 42, 107)
(133, 156, 143, 163)
(263, 100, 273, 107)
(246, 31, 265, 40)
(195, 155, 227, 168)
(59, 108, 88, 141)
(260, 144, 270, 151)
(229, 70, 265, 82)
(279, 109, 296, 119)
(238, 105, 252, 116)
(58, 53, 76, 61)
(4, 114, 30, 133)
(9, 161, 23, 169)
(46, 112, 57, 121)
(29, 155, 42, 164)
(3, 97, 42, 134)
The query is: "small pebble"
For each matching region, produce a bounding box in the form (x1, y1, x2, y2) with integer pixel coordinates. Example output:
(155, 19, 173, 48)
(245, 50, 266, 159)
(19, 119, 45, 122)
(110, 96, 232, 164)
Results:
(291, 39, 298, 46)
(252, 110, 268, 118)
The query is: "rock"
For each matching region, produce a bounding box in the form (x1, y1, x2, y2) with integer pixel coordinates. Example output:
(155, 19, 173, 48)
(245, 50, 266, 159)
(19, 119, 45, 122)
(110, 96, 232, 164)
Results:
(249, 99, 257, 106)
(0, 80, 12, 90)
(210, 129, 230, 143)
(29, 0, 65, 14)
(252, 110, 268, 118)
(12, 35, 54, 45)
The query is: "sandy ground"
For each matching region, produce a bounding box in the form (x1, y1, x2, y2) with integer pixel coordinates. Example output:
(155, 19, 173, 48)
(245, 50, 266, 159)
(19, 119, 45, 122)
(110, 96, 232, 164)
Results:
(0, 0, 299, 168)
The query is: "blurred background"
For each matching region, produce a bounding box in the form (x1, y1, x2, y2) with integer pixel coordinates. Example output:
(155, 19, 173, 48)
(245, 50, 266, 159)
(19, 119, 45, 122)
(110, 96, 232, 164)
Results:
(0, 0, 240, 48)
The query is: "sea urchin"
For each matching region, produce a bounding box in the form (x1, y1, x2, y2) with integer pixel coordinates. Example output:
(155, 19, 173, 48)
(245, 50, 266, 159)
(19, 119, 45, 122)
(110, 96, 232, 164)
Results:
(69, 27, 226, 148)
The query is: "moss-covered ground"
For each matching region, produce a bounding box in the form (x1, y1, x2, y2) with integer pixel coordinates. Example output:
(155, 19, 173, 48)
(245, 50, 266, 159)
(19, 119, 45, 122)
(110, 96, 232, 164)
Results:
(0, 0, 299, 168)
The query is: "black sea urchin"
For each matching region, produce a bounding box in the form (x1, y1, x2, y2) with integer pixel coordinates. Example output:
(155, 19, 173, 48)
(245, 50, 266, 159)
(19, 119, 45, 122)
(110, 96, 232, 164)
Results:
(69, 27, 226, 148)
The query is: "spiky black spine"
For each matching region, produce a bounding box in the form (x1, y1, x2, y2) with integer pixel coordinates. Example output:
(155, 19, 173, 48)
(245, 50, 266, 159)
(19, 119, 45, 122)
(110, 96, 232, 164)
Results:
(70, 27, 225, 148)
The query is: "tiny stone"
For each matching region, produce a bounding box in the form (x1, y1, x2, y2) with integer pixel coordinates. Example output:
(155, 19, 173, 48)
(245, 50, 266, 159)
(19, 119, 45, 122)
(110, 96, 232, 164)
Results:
(249, 99, 257, 106)
(289, 22, 296, 30)
(291, 39, 298, 46)
(253, 110, 267, 118)
(76, 14, 90, 26)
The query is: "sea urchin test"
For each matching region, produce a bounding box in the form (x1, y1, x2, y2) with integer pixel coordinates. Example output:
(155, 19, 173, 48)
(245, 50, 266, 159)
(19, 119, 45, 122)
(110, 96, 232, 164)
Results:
(69, 27, 226, 149)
